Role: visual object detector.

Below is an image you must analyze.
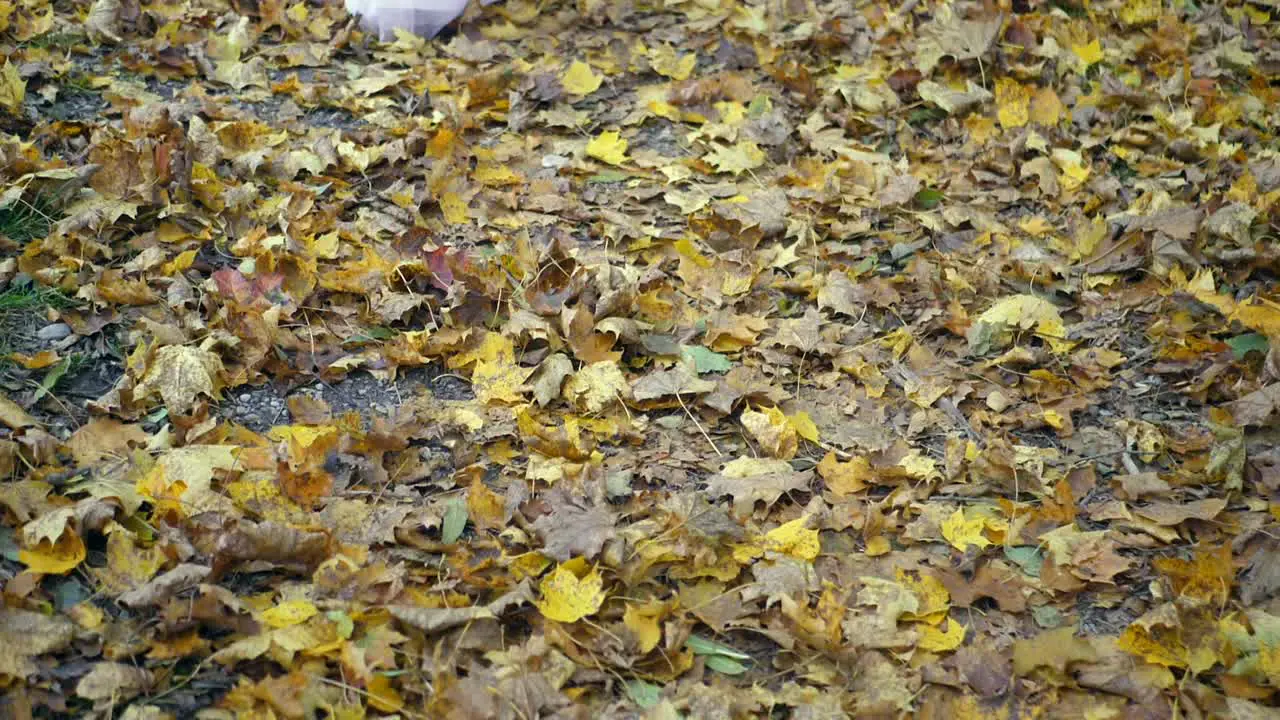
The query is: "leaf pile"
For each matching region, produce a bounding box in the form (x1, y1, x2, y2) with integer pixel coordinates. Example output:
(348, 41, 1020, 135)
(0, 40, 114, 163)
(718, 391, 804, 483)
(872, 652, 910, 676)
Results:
(2, 0, 1280, 716)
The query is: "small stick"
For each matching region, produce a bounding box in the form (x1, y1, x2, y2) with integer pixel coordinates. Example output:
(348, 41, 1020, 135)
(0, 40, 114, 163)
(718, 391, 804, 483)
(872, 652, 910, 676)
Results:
(676, 391, 721, 457)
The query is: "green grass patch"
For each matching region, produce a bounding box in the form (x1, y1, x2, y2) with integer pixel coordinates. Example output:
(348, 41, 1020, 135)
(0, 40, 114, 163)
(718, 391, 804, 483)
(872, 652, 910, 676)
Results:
(0, 282, 77, 313)
(0, 195, 57, 245)
(21, 31, 89, 50)
(0, 282, 84, 402)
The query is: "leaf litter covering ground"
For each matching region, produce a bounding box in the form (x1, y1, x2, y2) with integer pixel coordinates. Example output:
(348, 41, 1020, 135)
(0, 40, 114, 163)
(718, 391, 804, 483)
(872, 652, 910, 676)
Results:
(1, 0, 1280, 717)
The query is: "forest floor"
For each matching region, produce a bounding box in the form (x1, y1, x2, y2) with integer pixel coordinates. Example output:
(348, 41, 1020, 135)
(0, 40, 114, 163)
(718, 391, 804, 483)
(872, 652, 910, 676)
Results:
(1, 0, 1279, 717)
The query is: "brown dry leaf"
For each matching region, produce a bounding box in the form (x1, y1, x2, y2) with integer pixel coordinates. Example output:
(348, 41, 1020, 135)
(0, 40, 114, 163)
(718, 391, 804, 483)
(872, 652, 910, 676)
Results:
(631, 364, 716, 402)
(118, 564, 213, 608)
(0, 392, 38, 429)
(1132, 498, 1227, 526)
(914, 6, 1003, 74)
(1229, 384, 1280, 426)
(389, 604, 495, 634)
(706, 457, 812, 516)
(76, 662, 154, 704)
(530, 488, 617, 562)
(213, 520, 330, 573)
(0, 608, 75, 679)
(65, 418, 149, 465)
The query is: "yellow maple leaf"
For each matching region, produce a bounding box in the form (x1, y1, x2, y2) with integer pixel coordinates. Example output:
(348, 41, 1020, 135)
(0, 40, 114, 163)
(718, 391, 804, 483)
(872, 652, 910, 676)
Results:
(21, 532, 85, 575)
(473, 162, 523, 186)
(586, 130, 629, 166)
(918, 621, 967, 653)
(440, 191, 470, 225)
(467, 474, 507, 531)
(368, 674, 404, 713)
(788, 411, 820, 443)
(648, 44, 697, 81)
(261, 600, 319, 629)
(563, 361, 629, 414)
(268, 424, 339, 453)
(623, 602, 666, 652)
(1117, 606, 1219, 674)
(899, 570, 951, 624)
(737, 515, 820, 563)
(995, 78, 1029, 129)
(1231, 300, 1280, 337)
(764, 515, 820, 561)
(1072, 39, 1105, 69)
(1052, 148, 1091, 191)
(704, 140, 765, 175)
(507, 551, 553, 580)
(1119, 0, 1162, 25)
(536, 563, 607, 623)
(466, 333, 532, 404)
(161, 249, 198, 276)
(740, 406, 798, 459)
(0, 61, 25, 114)
(562, 60, 603, 96)
(135, 445, 241, 517)
(865, 536, 891, 556)
(968, 294, 1067, 352)
(94, 525, 165, 594)
(941, 508, 991, 552)
(133, 344, 224, 416)
(816, 451, 870, 496)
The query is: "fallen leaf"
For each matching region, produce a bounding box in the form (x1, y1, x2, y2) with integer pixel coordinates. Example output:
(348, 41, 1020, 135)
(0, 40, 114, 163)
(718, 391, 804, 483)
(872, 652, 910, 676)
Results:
(536, 562, 607, 623)
(587, 130, 629, 166)
(562, 60, 603, 96)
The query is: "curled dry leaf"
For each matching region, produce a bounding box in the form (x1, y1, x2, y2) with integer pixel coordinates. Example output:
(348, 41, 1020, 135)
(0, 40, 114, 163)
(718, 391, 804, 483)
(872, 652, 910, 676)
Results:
(213, 520, 330, 575)
(118, 563, 212, 608)
(75, 662, 154, 704)
(0, 608, 75, 679)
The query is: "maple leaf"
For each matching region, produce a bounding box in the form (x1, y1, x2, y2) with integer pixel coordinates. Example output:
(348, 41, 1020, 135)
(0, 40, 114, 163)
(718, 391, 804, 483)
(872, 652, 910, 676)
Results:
(0, 61, 24, 114)
(0, 609, 75, 679)
(706, 457, 812, 516)
(133, 344, 224, 416)
(530, 488, 617, 562)
(967, 294, 1068, 355)
(456, 332, 532, 405)
(648, 44, 696, 81)
(940, 508, 992, 552)
(704, 141, 766, 175)
(562, 360, 628, 413)
(586, 130, 629, 166)
(631, 364, 716, 402)
(740, 405, 799, 460)
(536, 562, 607, 623)
(914, 7, 1003, 75)
(562, 60, 602, 96)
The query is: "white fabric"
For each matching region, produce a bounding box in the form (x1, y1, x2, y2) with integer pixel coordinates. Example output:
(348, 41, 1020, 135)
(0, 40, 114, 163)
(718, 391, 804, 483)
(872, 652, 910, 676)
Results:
(345, 0, 492, 40)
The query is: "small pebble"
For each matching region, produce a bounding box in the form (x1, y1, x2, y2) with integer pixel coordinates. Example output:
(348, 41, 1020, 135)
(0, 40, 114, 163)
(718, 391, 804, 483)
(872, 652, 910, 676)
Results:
(37, 323, 72, 341)
(238, 393, 251, 402)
